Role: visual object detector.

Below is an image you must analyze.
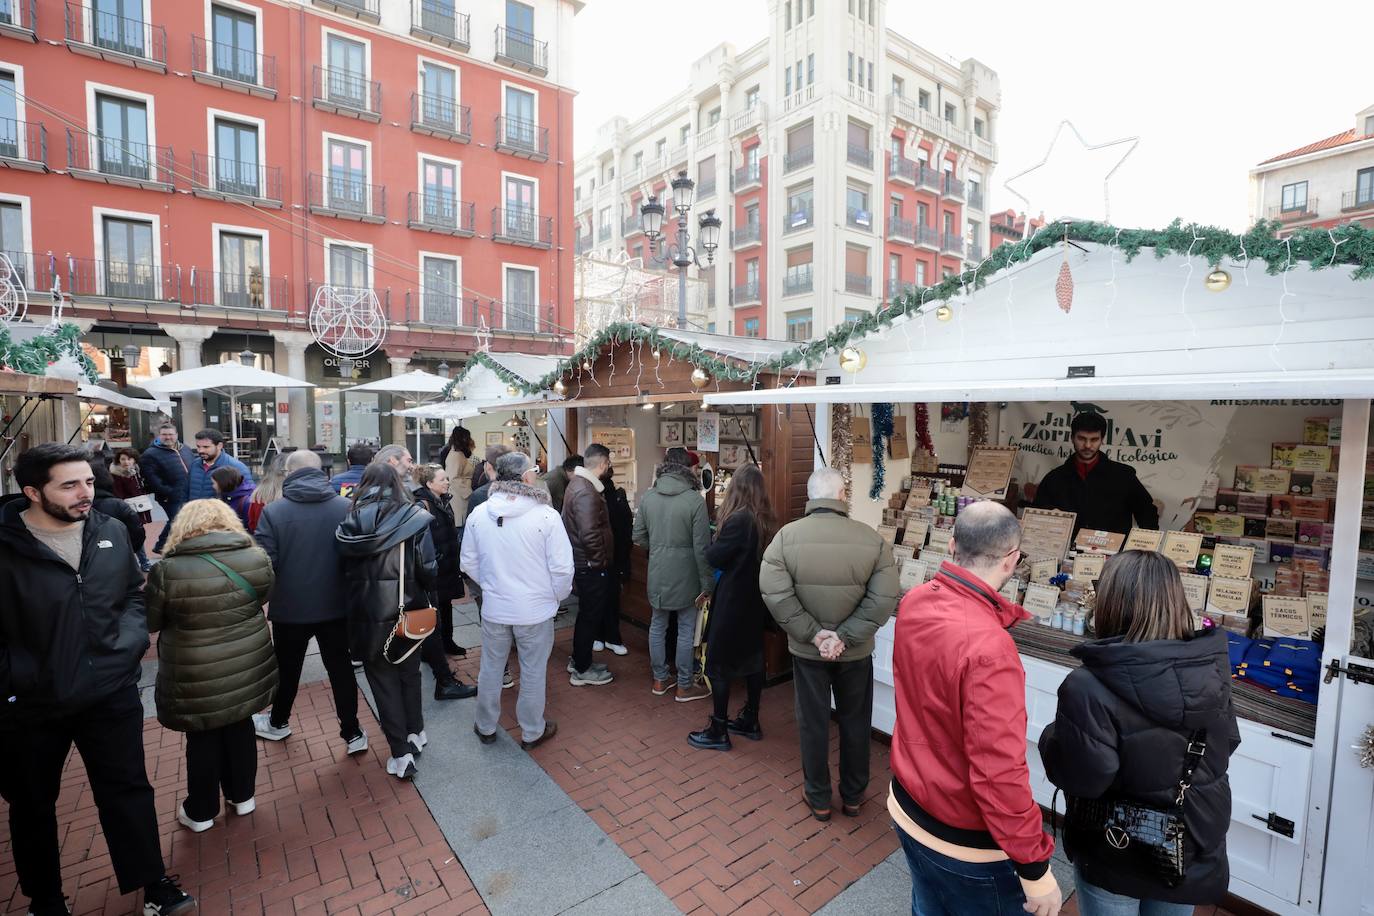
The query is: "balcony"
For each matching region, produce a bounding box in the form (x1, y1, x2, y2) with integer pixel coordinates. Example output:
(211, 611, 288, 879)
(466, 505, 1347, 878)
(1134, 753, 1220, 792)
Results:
(889, 154, 917, 185)
(1342, 189, 1374, 212)
(784, 204, 813, 234)
(847, 84, 875, 110)
(1269, 199, 1318, 223)
(668, 144, 689, 166)
(624, 213, 643, 237)
(974, 136, 997, 162)
(65, 2, 166, 71)
(190, 153, 282, 207)
(411, 93, 470, 144)
(188, 268, 289, 312)
(308, 173, 386, 223)
(191, 35, 276, 99)
(916, 225, 941, 250)
(0, 118, 46, 171)
(597, 226, 610, 243)
(991, 221, 1023, 241)
(410, 0, 470, 52)
(491, 207, 552, 249)
(943, 174, 965, 200)
(489, 299, 554, 334)
(696, 124, 720, 147)
(732, 164, 762, 193)
(312, 66, 382, 123)
(730, 104, 767, 137)
(968, 188, 985, 211)
(575, 236, 592, 255)
(847, 144, 873, 169)
(886, 278, 908, 300)
(942, 232, 965, 256)
(0, 1, 36, 42)
(494, 26, 547, 76)
(66, 128, 173, 191)
(697, 177, 716, 199)
(68, 256, 181, 303)
(846, 206, 872, 230)
(887, 216, 915, 242)
(968, 243, 984, 261)
(887, 93, 977, 154)
(731, 281, 760, 305)
(782, 85, 816, 113)
(494, 116, 549, 161)
(845, 273, 872, 295)
(784, 145, 814, 173)
(408, 192, 475, 237)
(732, 223, 762, 249)
(916, 165, 943, 193)
(783, 267, 813, 297)
(311, 0, 379, 24)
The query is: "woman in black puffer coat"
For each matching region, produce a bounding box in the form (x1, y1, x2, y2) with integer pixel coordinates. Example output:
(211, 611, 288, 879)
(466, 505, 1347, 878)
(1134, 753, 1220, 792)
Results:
(145, 498, 276, 834)
(413, 465, 464, 656)
(337, 463, 438, 781)
(1038, 550, 1240, 915)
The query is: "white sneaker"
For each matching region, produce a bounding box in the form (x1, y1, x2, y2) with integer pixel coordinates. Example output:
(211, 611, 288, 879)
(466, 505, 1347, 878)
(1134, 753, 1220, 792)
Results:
(386, 753, 417, 780)
(177, 803, 214, 833)
(503, 667, 516, 689)
(407, 731, 428, 755)
(592, 640, 605, 651)
(228, 797, 255, 816)
(346, 732, 368, 755)
(605, 643, 629, 656)
(252, 713, 290, 741)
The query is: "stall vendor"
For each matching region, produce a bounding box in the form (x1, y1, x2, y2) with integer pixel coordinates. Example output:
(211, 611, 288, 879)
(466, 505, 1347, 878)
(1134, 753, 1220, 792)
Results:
(1031, 411, 1158, 535)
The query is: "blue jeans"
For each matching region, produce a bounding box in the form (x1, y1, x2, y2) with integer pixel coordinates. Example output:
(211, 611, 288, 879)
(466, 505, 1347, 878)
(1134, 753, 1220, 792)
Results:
(1073, 869, 1194, 916)
(649, 606, 697, 688)
(898, 829, 1026, 916)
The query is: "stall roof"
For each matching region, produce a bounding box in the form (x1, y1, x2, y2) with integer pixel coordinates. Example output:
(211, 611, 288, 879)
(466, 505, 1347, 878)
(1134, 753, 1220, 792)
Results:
(652, 328, 800, 366)
(479, 352, 564, 382)
(392, 393, 561, 420)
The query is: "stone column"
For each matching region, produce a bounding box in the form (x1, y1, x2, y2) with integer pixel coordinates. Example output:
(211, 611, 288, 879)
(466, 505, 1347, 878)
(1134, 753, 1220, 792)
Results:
(386, 354, 411, 450)
(276, 331, 314, 448)
(161, 323, 217, 441)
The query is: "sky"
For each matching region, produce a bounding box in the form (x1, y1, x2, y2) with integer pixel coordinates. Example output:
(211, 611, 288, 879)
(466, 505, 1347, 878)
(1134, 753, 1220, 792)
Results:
(569, 0, 1371, 231)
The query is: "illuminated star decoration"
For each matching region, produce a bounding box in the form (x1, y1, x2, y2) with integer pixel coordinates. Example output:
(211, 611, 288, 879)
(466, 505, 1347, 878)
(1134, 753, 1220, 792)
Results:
(1002, 120, 1139, 224)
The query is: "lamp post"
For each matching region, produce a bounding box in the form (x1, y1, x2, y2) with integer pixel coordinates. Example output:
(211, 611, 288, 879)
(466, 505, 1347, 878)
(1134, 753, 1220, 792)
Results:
(640, 170, 721, 329)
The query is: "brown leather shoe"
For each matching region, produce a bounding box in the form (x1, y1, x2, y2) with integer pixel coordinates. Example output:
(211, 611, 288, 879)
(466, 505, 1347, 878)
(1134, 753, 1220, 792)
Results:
(521, 720, 558, 751)
(651, 678, 670, 696)
(675, 683, 710, 703)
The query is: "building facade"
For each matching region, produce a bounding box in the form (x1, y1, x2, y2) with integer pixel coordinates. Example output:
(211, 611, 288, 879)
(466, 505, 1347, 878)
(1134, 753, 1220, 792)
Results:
(0, 0, 580, 459)
(1248, 104, 1374, 237)
(572, 0, 1000, 342)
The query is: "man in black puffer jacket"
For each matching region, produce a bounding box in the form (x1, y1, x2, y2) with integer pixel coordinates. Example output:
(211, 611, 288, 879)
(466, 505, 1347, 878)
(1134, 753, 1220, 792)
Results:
(0, 444, 193, 916)
(138, 422, 194, 556)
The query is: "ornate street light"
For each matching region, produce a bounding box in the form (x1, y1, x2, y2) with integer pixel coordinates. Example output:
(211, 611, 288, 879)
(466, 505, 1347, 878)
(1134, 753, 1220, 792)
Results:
(238, 347, 255, 367)
(639, 169, 717, 328)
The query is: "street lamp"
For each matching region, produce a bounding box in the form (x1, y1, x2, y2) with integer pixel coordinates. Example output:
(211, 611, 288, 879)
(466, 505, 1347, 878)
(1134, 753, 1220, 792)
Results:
(640, 169, 719, 329)
(435, 360, 450, 379)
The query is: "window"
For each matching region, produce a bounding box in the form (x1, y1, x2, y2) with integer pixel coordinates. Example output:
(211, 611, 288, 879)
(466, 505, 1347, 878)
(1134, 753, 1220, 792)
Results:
(868, 0, 874, 23)
(783, 1, 790, 27)
(807, 53, 814, 85)
(917, 202, 929, 226)
(0, 202, 24, 282)
(845, 309, 866, 323)
(858, 56, 864, 85)
(745, 258, 759, 285)
(326, 34, 367, 107)
(655, 138, 666, 159)
(890, 135, 903, 162)
(944, 102, 956, 124)
(743, 318, 759, 338)
(214, 118, 260, 197)
(795, 60, 802, 90)
(504, 265, 537, 331)
(503, 175, 536, 238)
(503, 0, 538, 67)
(746, 144, 760, 176)
(421, 62, 457, 129)
(598, 207, 610, 236)
(329, 244, 368, 289)
(327, 138, 368, 213)
(607, 166, 614, 179)
(503, 85, 537, 149)
(680, 124, 690, 144)
(785, 246, 812, 294)
(942, 268, 953, 279)
(888, 252, 901, 287)
(888, 195, 902, 222)
(745, 86, 759, 109)
(632, 244, 642, 261)
(632, 151, 642, 171)
(574, 186, 581, 202)
(1281, 181, 1308, 212)
(708, 107, 721, 126)
(1358, 168, 1374, 207)
(968, 176, 981, 204)
(915, 261, 927, 286)
(218, 231, 264, 309)
(968, 219, 981, 245)
(422, 255, 459, 324)
(846, 185, 870, 227)
(808, 0, 814, 14)
(96, 93, 150, 179)
(421, 157, 457, 226)
(102, 216, 155, 298)
(1366, 115, 1374, 135)
(847, 119, 870, 152)
(698, 155, 716, 194)
(845, 244, 867, 278)
(867, 62, 874, 92)
(785, 66, 791, 97)
(787, 185, 813, 228)
(974, 117, 985, 138)
(857, 0, 865, 19)
(892, 75, 904, 98)
(211, 4, 258, 85)
(786, 310, 812, 342)
(93, 0, 146, 57)
(943, 211, 955, 235)
(744, 202, 759, 229)
(918, 89, 930, 111)
(847, 52, 853, 84)
(0, 70, 16, 159)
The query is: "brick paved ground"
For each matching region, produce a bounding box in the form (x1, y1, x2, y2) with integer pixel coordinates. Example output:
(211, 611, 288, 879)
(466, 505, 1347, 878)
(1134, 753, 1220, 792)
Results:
(0, 681, 489, 916)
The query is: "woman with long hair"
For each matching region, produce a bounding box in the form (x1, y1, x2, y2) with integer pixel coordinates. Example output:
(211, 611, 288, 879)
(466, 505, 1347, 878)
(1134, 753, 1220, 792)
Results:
(336, 463, 438, 780)
(1038, 550, 1239, 915)
(412, 464, 472, 662)
(689, 464, 776, 751)
(110, 447, 153, 569)
(211, 466, 255, 527)
(440, 426, 477, 528)
(245, 456, 287, 533)
(145, 499, 276, 833)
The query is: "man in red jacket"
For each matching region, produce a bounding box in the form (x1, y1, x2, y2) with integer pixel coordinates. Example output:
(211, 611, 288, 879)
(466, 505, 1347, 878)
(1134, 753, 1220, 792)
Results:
(890, 501, 1061, 916)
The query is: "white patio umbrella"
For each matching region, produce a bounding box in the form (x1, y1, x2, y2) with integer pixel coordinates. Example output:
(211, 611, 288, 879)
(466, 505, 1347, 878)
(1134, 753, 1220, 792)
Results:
(345, 369, 451, 457)
(77, 383, 172, 413)
(143, 361, 314, 458)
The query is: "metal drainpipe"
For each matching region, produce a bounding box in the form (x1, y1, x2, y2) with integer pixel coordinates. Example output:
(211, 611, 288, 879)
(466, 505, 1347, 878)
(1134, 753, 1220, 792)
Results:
(298, 4, 310, 323)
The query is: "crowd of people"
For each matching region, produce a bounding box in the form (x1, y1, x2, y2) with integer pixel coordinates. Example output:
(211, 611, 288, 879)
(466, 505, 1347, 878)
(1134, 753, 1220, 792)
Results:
(0, 423, 1239, 916)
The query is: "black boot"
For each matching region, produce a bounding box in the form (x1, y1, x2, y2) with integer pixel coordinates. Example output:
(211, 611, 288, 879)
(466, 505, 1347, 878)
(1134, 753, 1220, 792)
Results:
(727, 705, 763, 741)
(443, 638, 466, 657)
(435, 676, 478, 700)
(688, 716, 732, 751)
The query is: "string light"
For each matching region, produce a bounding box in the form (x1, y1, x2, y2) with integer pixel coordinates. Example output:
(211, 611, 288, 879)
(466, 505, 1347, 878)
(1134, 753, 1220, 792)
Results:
(1270, 237, 1294, 372)
(1180, 225, 1206, 354)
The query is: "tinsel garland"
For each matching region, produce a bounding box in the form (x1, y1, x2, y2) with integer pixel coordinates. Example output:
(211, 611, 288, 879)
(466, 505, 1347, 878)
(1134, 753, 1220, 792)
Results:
(831, 404, 853, 505)
(1357, 724, 1374, 769)
(0, 323, 98, 384)
(968, 403, 990, 451)
(870, 402, 894, 500)
(913, 403, 933, 453)
(436, 220, 1374, 401)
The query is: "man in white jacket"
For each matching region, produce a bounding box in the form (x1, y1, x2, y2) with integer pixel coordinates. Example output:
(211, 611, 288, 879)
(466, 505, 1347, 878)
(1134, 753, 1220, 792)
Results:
(462, 451, 574, 750)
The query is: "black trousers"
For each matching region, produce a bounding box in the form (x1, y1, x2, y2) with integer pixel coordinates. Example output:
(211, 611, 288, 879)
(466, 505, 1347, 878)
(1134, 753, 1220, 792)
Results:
(420, 630, 453, 684)
(152, 498, 182, 554)
(269, 618, 360, 740)
(572, 569, 612, 673)
(363, 653, 423, 758)
(0, 685, 165, 900)
(598, 577, 624, 646)
(183, 717, 257, 822)
(792, 655, 874, 809)
(712, 671, 764, 720)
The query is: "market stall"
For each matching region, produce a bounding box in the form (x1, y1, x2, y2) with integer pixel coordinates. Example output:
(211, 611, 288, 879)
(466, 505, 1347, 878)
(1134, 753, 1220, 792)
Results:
(705, 223, 1374, 916)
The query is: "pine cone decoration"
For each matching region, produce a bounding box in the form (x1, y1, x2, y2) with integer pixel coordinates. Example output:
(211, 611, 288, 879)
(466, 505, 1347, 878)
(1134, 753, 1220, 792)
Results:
(1056, 260, 1074, 313)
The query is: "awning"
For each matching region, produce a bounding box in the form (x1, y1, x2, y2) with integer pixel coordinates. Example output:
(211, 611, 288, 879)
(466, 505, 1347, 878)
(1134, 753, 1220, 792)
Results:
(392, 394, 562, 420)
(77, 383, 172, 413)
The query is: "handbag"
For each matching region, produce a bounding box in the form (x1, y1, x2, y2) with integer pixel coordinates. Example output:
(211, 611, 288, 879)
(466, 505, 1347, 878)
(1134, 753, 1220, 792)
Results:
(1059, 730, 1207, 889)
(196, 554, 259, 602)
(381, 541, 437, 664)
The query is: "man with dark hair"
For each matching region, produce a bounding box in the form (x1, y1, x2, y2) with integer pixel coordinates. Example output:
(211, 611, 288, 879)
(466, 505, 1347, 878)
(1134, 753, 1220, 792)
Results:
(333, 443, 376, 497)
(546, 454, 583, 512)
(187, 428, 254, 502)
(0, 444, 194, 916)
(139, 421, 193, 555)
(889, 500, 1061, 916)
(1032, 410, 1158, 535)
(562, 443, 616, 686)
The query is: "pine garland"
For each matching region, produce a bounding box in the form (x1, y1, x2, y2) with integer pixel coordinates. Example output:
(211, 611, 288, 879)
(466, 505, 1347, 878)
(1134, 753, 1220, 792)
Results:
(870, 402, 894, 499)
(0, 323, 98, 384)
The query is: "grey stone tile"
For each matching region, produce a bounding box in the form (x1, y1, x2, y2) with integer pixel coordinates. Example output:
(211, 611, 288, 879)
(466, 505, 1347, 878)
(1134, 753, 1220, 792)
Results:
(559, 873, 679, 916)
(816, 850, 908, 916)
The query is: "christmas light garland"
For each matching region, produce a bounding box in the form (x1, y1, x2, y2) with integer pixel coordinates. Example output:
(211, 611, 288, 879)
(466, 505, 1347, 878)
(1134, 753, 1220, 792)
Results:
(0, 323, 98, 384)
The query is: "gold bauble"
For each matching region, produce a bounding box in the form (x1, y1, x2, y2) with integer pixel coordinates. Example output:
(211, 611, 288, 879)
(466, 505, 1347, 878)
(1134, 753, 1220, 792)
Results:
(653, 348, 661, 361)
(506, 384, 519, 397)
(690, 367, 710, 389)
(1204, 268, 1232, 292)
(553, 378, 567, 396)
(839, 346, 867, 373)
(936, 304, 954, 322)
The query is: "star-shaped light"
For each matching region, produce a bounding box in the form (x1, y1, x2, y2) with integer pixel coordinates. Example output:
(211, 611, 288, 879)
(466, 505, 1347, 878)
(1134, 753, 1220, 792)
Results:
(1002, 121, 1139, 223)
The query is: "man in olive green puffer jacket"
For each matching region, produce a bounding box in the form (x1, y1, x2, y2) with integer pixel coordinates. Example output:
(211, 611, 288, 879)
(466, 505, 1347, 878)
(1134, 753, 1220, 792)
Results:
(760, 466, 898, 821)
